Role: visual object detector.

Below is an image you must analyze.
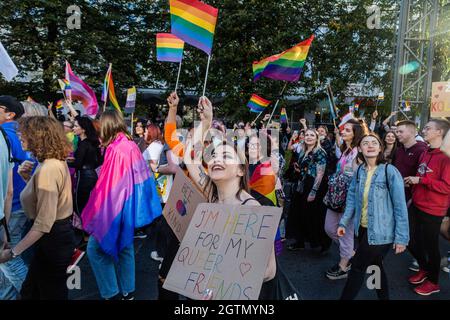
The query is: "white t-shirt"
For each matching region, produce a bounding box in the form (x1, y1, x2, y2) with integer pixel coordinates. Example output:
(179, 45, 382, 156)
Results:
(143, 141, 164, 166)
(0, 133, 13, 220)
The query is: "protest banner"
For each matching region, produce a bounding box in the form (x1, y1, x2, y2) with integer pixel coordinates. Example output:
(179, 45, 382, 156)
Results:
(431, 81, 450, 117)
(163, 203, 282, 300)
(163, 170, 207, 241)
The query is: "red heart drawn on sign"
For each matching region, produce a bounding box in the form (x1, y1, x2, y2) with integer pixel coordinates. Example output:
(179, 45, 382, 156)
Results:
(438, 86, 443, 91)
(239, 263, 252, 277)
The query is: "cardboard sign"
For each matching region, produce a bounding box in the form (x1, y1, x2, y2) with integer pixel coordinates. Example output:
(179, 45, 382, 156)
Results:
(163, 203, 282, 300)
(163, 170, 207, 241)
(431, 82, 450, 117)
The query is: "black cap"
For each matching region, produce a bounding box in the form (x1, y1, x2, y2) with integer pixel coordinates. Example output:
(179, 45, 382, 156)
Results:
(0, 95, 25, 119)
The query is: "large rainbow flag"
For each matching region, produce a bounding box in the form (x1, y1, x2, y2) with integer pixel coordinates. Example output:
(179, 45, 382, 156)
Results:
(101, 64, 121, 112)
(247, 94, 271, 113)
(253, 35, 314, 82)
(82, 133, 162, 259)
(65, 61, 99, 116)
(156, 33, 185, 63)
(249, 160, 277, 206)
(170, 0, 218, 55)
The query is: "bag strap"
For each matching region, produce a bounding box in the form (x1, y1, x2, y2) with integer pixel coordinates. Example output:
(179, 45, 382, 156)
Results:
(241, 198, 258, 205)
(385, 163, 390, 194)
(0, 126, 20, 164)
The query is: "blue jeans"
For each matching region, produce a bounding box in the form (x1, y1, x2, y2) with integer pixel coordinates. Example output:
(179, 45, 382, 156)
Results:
(87, 236, 135, 299)
(0, 211, 29, 300)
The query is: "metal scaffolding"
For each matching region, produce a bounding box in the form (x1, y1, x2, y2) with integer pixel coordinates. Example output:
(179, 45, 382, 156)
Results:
(391, 0, 440, 127)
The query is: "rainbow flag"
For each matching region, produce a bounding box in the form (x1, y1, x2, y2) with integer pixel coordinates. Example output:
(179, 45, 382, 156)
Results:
(402, 100, 411, 111)
(101, 64, 121, 112)
(280, 108, 288, 123)
(170, 0, 218, 55)
(253, 35, 314, 82)
(81, 133, 162, 259)
(354, 103, 359, 111)
(55, 99, 63, 110)
(247, 94, 270, 113)
(156, 33, 185, 63)
(65, 61, 98, 116)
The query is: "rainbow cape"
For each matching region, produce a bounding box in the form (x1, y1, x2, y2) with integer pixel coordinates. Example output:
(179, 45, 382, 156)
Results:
(247, 94, 270, 113)
(253, 35, 314, 82)
(65, 61, 99, 116)
(81, 133, 162, 259)
(170, 0, 218, 55)
(249, 160, 277, 206)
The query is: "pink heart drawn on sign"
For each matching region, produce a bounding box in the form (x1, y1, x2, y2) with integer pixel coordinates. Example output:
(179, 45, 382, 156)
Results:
(438, 86, 443, 91)
(239, 263, 252, 277)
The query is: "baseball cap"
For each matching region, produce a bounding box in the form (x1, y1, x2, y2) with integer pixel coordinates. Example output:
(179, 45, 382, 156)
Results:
(0, 95, 25, 119)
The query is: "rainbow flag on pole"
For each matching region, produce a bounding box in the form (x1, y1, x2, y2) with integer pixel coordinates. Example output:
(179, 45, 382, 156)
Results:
(65, 61, 98, 116)
(170, 0, 218, 55)
(55, 99, 63, 110)
(156, 33, 185, 63)
(280, 108, 288, 123)
(253, 35, 314, 82)
(247, 94, 271, 113)
(101, 64, 121, 112)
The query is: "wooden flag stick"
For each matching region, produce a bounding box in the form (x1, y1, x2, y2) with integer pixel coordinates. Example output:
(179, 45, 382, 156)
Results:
(202, 55, 211, 97)
(175, 60, 183, 92)
(268, 82, 288, 123)
(251, 110, 264, 126)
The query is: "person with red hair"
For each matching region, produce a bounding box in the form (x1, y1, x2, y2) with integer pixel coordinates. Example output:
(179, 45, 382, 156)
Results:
(143, 124, 164, 173)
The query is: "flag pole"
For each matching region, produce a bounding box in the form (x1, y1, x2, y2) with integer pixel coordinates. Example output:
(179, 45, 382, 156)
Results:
(202, 55, 211, 97)
(175, 59, 183, 92)
(268, 82, 288, 123)
(251, 111, 264, 126)
(103, 63, 112, 112)
(131, 112, 134, 136)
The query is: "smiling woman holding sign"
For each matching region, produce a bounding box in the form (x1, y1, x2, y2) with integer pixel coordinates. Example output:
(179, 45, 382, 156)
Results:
(182, 97, 277, 298)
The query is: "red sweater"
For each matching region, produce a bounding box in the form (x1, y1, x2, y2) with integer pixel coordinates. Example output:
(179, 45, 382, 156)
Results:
(412, 148, 450, 216)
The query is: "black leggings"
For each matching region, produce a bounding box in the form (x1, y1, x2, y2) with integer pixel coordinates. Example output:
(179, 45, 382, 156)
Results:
(340, 227, 390, 300)
(408, 205, 444, 284)
(21, 218, 76, 300)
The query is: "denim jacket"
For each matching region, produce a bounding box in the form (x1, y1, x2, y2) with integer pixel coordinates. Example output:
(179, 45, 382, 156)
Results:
(339, 163, 410, 246)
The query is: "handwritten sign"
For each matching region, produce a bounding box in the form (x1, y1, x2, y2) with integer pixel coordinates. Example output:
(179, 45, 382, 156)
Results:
(163, 170, 207, 241)
(163, 203, 282, 300)
(124, 86, 136, 114)
(431, 81, 450, 117)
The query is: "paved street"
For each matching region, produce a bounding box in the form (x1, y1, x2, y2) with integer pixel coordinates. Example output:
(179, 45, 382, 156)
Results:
(69, 235, 450, 300)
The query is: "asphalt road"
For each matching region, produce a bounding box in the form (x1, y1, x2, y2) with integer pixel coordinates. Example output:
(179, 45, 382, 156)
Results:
(69, 235, 450, 300)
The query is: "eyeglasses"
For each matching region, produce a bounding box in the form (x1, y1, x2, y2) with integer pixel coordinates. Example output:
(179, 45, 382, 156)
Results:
(423, 126, 435, 132)
(248, 143, 260, 150)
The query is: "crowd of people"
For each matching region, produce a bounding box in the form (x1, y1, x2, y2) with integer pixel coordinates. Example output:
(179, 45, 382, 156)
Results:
(0, 92, 449, 300)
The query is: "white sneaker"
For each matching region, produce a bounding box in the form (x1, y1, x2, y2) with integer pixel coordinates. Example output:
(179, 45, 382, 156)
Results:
(151, 250, 164, 262)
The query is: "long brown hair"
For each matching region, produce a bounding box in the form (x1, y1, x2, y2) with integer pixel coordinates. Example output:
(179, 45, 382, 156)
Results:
(18, 116, 72, 162)
(204, 140, 250, 203)
(340, 119, 368, 154)
(100, 110, 130, 147)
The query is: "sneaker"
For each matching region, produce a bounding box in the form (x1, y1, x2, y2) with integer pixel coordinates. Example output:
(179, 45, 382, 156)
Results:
(408, 270, 428, 285)
(121, 292, 135, 300)
(151, 250, 164, 262)
(414, 280, 440, 296)
(408, 260, 420, 272)
(134, 230, 147, 239)
(67, 249, 85, 273)
(326, 264, 350, 280)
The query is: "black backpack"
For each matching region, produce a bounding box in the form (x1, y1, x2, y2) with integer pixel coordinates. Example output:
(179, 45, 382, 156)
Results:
(0, 126, 17, 164)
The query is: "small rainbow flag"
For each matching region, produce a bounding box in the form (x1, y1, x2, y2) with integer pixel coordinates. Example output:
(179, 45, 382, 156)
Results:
(156, 33, 185, 63)
(402, 100, 411, 111)
(280, 108, 288, 123)
(253, 35, 314, 82)
(247, 94, 271, 113)
(56, 99, 63, 110)
(170, 0, 218, 55)
(101, 64, 121, 112)
(354, 103, 359, 111)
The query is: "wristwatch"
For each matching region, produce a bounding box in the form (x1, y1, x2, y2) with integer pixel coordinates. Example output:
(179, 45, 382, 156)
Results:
(9, 248, 19, 259)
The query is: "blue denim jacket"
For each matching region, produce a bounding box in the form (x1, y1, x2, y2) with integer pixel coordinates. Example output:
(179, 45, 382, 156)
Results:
(339, 163, 410, 246)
